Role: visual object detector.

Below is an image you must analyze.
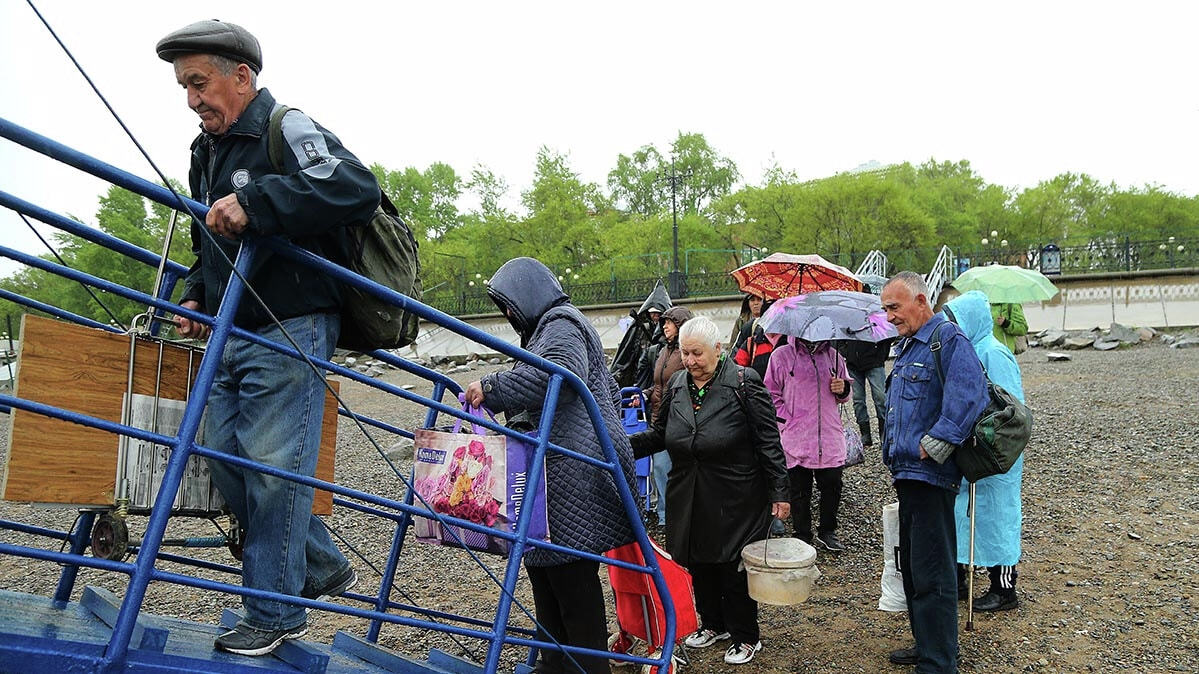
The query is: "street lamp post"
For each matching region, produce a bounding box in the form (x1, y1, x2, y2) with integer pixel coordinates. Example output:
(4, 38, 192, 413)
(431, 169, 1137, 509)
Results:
(659, 157, 692, 298)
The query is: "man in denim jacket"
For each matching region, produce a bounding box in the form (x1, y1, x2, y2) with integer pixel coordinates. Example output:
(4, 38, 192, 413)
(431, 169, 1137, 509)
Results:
(879, 272, 988, 673)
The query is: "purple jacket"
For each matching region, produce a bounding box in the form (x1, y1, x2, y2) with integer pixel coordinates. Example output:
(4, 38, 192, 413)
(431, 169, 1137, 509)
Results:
(764, 341, 852, 469)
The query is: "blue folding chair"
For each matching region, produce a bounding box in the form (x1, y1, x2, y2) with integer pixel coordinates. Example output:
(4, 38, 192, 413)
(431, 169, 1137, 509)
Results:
(619, 387, 653, 515)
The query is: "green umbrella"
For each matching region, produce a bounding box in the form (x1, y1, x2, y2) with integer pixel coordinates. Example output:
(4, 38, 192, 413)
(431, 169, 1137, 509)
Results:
(951, 265, 1059, 303)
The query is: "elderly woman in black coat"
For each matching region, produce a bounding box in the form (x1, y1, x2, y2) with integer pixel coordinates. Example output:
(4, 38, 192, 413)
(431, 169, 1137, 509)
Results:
(630, 315, 790, 666)
(465, 257, 636, 674)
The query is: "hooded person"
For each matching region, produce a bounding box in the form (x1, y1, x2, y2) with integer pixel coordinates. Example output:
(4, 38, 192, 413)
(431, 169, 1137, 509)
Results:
(610, 280, 672, 388)
(944, 290, 1026, 613)
(464, 257, 637, 674)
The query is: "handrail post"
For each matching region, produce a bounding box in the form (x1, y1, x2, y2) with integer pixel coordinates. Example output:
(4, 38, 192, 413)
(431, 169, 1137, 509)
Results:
(102, 242, 253, 671)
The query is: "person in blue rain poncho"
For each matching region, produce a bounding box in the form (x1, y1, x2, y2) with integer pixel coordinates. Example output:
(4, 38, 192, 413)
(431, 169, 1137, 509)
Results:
(944, 290, 1026, 613)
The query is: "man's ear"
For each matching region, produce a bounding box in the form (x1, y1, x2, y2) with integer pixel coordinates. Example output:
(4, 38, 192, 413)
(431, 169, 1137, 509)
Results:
(236, 63, 254, 91)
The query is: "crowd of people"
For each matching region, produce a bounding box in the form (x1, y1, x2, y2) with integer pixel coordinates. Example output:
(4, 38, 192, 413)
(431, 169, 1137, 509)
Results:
(155, 17, 1028, 674)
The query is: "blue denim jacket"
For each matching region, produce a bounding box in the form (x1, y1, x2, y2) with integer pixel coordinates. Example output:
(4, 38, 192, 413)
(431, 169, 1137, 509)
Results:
(882, 313, 988, 492)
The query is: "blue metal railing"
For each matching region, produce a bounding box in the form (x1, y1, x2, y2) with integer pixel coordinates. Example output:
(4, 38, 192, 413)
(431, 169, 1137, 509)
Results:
(0, 116, 674, 673)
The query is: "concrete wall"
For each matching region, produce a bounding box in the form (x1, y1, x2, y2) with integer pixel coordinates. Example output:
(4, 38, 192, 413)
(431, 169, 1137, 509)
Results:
(399, 270, 1199, 359)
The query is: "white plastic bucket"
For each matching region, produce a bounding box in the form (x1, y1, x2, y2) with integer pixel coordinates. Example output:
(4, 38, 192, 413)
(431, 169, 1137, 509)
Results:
(740, 537, 820, 606)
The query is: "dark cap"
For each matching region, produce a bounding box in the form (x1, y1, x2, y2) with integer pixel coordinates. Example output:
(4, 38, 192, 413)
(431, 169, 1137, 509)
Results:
(156, 19, 262, 73)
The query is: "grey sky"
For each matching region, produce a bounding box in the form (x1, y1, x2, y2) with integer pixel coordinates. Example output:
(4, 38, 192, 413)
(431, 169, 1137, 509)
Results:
(2, 1, 1197, 278)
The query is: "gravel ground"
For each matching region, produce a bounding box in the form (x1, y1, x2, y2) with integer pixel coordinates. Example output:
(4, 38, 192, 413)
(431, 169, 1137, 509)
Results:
(1, 341, 1197, 673)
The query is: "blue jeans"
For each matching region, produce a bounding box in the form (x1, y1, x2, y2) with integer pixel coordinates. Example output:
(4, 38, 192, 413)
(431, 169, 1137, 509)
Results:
(896, 480, 958, 673)
(848, 365, 886, 440)
(206, 313, 348, 631)
(650, 451, 671, 525)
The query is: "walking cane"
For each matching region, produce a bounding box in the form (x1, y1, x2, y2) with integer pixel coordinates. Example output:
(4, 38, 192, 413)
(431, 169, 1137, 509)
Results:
(966, 481, 976, 632)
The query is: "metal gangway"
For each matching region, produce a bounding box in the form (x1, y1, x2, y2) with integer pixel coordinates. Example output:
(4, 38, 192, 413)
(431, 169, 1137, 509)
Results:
(924, 245, 956, 307)
(0, 116, 674, 673)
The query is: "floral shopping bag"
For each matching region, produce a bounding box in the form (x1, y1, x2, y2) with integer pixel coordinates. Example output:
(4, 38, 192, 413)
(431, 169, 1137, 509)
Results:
(412, 405, 549, 556)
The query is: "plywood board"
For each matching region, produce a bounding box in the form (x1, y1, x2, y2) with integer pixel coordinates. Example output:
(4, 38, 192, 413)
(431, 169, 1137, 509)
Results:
(2, 315, 338, 515)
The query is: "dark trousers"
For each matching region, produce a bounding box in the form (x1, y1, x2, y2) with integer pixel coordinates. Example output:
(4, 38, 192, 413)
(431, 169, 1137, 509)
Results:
(896, 480, 958, 673)
(788, 465, 843, 541)
(525, 560, 610, 674)
(690, 560, 759, 644)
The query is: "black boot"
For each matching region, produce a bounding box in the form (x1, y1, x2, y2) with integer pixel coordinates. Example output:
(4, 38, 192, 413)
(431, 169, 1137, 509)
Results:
(974, 565, 1019, 611)
(859, 423, 874, 447)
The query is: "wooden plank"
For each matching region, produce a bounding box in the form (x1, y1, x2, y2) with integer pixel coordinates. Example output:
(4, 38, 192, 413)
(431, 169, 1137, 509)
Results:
(333, 632, 453, 673)
(2, 315, 338, 514)
(80, 585, 168, 652)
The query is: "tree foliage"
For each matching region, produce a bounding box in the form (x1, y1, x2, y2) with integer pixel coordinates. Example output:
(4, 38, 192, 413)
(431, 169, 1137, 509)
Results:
(4, 134, 1198, 326)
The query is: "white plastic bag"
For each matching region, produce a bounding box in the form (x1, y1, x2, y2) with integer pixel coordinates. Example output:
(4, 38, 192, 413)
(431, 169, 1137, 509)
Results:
(878, 502, 907, 612)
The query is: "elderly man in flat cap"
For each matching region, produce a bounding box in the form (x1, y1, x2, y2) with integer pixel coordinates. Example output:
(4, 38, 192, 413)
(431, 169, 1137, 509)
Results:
(157, 19, 380, 657)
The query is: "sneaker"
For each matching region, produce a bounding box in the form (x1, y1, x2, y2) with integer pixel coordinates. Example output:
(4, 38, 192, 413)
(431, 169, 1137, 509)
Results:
(683, 628, 730, 649)
(301, 565, 357, 601)
(215, 622, 307, 657)
(723, 641, 762, 665)
(888, 646, 918, 665)
(607, 631, 638, 666)
(973, 590, 1019, 612)
(814, 531, 845, 552)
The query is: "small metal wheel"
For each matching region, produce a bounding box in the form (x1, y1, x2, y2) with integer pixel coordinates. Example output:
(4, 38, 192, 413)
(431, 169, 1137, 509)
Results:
(227, 516, 245, 561)
(91, 513, 129, 561)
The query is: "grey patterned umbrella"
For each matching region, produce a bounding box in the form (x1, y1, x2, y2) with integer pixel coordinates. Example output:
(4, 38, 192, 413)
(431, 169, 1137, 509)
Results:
(757, 291, 898, 343)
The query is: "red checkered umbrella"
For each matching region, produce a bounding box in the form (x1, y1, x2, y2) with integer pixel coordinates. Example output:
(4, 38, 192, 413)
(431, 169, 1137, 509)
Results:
(730, 252, 863, 299)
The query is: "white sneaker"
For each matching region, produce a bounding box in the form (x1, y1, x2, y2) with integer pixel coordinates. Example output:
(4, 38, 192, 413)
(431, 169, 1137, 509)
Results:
(683, 628, 731, 649)
(723, 641, 763, 665)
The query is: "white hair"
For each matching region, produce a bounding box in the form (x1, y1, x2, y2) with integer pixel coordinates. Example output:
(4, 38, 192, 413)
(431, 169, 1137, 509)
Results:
(679, 315, 721, 349)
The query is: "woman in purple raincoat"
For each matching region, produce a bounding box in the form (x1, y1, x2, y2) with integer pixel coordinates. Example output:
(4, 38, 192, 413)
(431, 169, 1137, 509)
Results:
(763, 338, 852, 551)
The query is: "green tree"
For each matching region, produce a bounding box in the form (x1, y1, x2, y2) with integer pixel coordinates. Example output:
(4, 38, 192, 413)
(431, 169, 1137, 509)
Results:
(372, 162, 463, 241)
(1010, 172, 1108, 244)
(0, 182, 193, 328)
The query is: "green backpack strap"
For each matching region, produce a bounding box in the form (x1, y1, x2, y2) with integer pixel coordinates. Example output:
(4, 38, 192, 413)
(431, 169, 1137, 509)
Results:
(265, 104, 292, 174)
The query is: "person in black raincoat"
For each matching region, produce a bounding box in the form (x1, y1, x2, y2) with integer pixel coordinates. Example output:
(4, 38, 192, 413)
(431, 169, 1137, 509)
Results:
(610, 280, 672, 389)
(465, 257, 636, 674)
(629, 316, 790, 666)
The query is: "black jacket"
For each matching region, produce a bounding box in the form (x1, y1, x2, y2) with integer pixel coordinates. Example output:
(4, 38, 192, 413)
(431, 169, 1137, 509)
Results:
(836, 337, 896, 371)
(610, 281, 672, 388)
(481, 258, 637, 566)
(630, 358, 789, 566)
(184, 88, 381, 327)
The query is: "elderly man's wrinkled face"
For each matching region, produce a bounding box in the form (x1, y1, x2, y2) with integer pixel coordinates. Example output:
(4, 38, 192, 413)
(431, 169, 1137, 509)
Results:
(173, 54, 253, 135)
(680, 335, 720, 383)
(881, 282, 931, 338)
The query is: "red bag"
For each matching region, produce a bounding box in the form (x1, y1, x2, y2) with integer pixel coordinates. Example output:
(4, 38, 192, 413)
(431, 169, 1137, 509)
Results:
(605, 539, 698, 648)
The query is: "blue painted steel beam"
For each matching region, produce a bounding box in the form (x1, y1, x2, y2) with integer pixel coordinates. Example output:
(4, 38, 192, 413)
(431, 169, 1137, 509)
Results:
(54, 511, 96, 601)
(0, 517, 73, 541)
(0, 117, 207, 218)
(0, 287, 116, 332)
(0, 189, 189, 277)
(0, 116, 674, 671)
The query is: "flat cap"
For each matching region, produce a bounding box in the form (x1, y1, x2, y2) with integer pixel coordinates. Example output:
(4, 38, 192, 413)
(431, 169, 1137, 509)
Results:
(156, 19, 262, 73)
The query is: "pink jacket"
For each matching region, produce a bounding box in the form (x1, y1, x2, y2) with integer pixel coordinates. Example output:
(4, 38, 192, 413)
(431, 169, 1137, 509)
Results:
(763, 341, 851, 469)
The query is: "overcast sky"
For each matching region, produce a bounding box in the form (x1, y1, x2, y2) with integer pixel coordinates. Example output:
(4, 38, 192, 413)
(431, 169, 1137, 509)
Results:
(2, 1, 1197, 278)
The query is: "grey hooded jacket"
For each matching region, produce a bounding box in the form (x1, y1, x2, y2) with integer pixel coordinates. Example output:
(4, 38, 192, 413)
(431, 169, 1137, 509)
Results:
(480, 258, 637, 566)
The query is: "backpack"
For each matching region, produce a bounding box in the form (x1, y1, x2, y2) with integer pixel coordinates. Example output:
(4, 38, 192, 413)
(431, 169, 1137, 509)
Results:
(929, 320, 1033, 483)
(267, 105, 422, 351)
